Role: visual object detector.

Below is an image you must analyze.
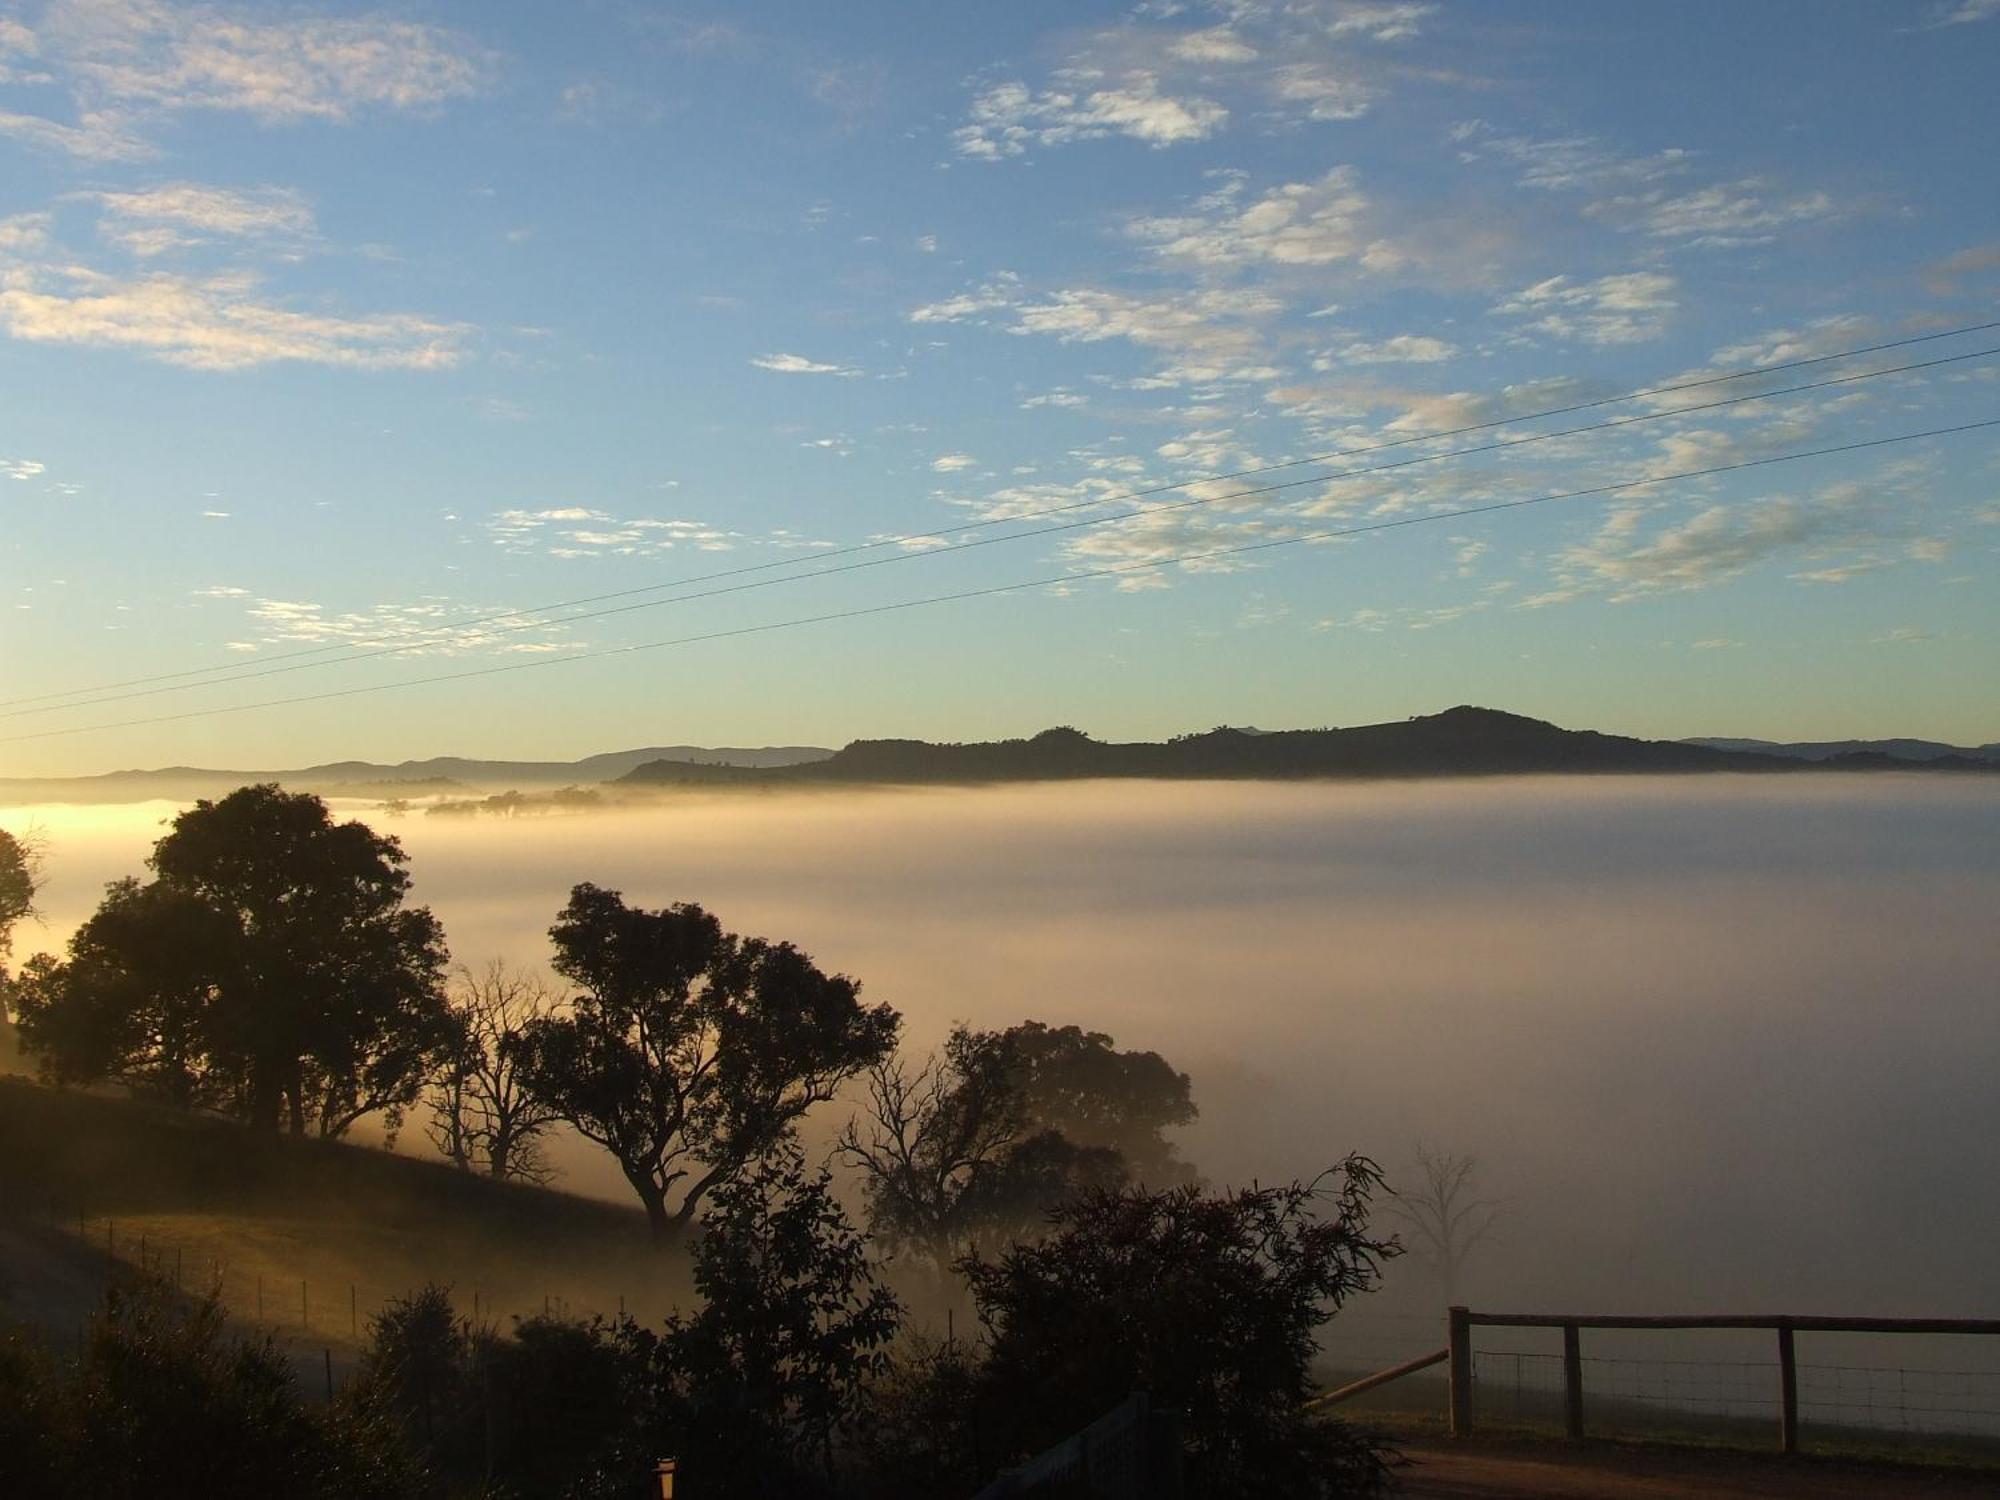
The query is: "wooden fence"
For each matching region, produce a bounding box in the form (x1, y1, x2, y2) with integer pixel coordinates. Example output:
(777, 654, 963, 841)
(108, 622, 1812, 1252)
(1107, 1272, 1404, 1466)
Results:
(1444, 1307, 2000, 1452)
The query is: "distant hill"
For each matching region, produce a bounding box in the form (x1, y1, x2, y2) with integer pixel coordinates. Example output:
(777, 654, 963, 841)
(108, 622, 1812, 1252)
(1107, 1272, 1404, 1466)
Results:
(621, 706, 1997, 789)
(1683, 736, 2000, 763)
(0, 745, 834, 805)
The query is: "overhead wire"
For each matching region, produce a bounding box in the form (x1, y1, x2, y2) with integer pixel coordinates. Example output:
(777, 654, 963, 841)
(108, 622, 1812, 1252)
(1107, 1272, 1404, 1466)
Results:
(6, 315, 1998, 714)
(7, 338, 1995, 721)
(5, 415, 1992, 746)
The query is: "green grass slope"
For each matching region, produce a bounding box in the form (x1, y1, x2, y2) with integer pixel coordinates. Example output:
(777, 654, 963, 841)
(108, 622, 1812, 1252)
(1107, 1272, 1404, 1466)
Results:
(0, 1078, 687, 1348)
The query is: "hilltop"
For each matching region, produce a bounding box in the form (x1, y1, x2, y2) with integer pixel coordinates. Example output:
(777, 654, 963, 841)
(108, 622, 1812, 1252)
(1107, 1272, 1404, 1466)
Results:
(0, 744, 834, 805)
(618, 706, 2000, 790)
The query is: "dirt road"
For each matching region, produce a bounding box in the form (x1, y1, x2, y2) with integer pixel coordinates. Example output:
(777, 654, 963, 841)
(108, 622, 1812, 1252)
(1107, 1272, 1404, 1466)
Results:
(1393, 1441, 2000, 1498)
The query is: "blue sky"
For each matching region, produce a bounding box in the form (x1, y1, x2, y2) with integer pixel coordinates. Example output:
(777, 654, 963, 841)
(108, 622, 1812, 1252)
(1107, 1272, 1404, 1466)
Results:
(2, 0, 1997, 775)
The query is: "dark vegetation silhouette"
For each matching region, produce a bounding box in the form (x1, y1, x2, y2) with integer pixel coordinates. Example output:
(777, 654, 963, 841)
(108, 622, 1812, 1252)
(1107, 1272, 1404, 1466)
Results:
(838, 1020, 1188, 1273)
(956, 1163, 1399, 1499)
(0, 1279, 412, 1500)
(0, 794, 1407, 1497)
(0, 824, 40, 1069)
(512, 883, 900, 1247)
(615, 706, 2000, 790)
(13, 786, 451, 1139)
(425, 960, 563, 1182)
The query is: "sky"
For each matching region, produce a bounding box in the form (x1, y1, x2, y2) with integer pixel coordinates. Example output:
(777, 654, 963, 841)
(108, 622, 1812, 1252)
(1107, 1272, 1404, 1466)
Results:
(1, 0, 1997, 776)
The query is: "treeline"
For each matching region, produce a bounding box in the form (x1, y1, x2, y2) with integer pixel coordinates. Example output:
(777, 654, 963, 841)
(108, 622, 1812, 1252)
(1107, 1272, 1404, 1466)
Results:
(0, 791, 1399, 1497)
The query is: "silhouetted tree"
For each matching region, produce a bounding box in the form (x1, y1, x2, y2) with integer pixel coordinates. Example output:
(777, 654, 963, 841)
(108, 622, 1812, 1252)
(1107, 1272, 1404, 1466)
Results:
(840, 1025, 1125, 1270)
(13, 786, 451, 1138)
(1, 825, 46, 1065)
(0, 825, 38, 963)
(353, 1286, 658, 1500)
(515, 884, 899, 1246)
(1003, 1019, 1198, 1183)
(425, 960, 563, 1182)
(655, 1143, 903, 1488)
(1383, 1141, 1504, 1305)
(958, 1161, 1397, 1499)
(10, 880, 239, 1108)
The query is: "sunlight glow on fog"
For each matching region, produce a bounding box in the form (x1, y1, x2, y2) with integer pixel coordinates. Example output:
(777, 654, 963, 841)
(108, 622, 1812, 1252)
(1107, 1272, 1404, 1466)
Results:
(12, 776, 1999, 1318)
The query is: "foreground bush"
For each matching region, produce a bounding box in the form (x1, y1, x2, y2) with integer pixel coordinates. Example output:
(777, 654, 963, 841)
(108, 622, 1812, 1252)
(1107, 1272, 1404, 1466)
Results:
(0, 1281, 412, 1500)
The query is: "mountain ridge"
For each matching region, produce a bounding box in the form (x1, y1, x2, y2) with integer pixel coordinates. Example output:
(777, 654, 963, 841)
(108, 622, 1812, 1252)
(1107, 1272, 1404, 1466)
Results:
(618, 706, 2000, 789)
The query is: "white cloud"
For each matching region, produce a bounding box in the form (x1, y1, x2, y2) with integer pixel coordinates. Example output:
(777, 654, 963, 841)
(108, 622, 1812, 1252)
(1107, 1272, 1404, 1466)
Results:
(750, 351, 862, 376)
(0, 265, 468, 371)
(1170, 27, 1258, 63)
(2, 457, 47, 481)
(1924, 0, 2000, 26)
(1267, 61, 1376, 121)
(1529, 473, 1933, 605)
(1008, 285, 1285, 384)
(0, 214, 54, 254)
(1319, 3, 1436, 41)
(0, 105, 152, 160)
(1317, 333, 1458, 366)
(1449, 121, 1688, 194)
(908, 275, 1021, 325)
(955, 73, 1227, 159)
(1586, 180, 1841, 248)
(91, 181, 315, 256)
(1132, 168, 1404, 270)
(40, 0, 490, 123)
(930, 452, 976, 472)
(1493, 272, 1678, 346)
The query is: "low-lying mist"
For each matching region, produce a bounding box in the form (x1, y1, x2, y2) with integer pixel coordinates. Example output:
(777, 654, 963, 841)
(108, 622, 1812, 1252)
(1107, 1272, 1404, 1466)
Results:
(12, 775, 1999, 1330)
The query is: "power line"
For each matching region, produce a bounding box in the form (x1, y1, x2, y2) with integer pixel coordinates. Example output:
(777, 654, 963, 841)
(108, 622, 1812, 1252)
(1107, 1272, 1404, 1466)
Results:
(6, 415, 1991, 747)
(7, 315, 1997, 713)
(8, 340, 1994, 721)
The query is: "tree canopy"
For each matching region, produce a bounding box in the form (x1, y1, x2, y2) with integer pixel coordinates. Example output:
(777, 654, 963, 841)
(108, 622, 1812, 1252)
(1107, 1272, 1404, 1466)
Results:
(958, 1161, 1397, 1499)
(12, 785, 450, 1137)
(0, 826, 37, 963)
(1004, 1019, 1198, 1184)
(840, 1024, 1127, 1269)
(515, 883, 899, 1246)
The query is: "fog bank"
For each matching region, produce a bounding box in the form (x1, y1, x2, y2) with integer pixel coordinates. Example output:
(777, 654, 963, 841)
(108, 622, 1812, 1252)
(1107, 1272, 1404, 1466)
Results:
(11, 776, 1999, 1324)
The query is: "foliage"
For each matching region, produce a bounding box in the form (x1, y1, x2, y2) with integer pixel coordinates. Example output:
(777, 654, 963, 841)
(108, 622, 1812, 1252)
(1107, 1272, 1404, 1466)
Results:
(840, 1020, 1185, 1269)
(0, 1280, 414, 1500)
(426, 959, 564, 1182)
(841, 1335, 985, 1499)
(12, 785, 452, 1137)
(515, 883, 899, 1245)
(0, 825, 38, 963)
(1003, 1019, 1198, 1184)
(957, 1161, 1398, 1499)
(653, 1143, 904, 1488)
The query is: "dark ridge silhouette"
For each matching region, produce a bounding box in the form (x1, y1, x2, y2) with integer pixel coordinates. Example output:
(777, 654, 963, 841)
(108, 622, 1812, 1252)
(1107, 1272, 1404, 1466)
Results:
(618, 706, 1999, 789)
(0, 745, 835, 805)
(1683, 736, 2000, 763)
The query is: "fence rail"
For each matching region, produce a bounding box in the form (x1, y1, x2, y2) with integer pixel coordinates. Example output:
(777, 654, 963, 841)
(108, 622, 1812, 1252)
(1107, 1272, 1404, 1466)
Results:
(1447, 1305, 2000, 1453)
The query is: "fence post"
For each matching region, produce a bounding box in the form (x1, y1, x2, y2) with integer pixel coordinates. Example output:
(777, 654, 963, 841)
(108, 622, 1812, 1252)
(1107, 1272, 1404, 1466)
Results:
(1562, 1323, 1583, 1440)
(1448, 1306, 1473, 1439)
(1777, 1320, 1798, 1454)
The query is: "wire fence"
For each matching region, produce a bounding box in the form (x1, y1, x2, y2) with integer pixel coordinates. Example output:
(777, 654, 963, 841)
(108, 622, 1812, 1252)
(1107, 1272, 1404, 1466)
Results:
(16, 1195, 660, 1402)
(1316, 1310, 2000, 1453)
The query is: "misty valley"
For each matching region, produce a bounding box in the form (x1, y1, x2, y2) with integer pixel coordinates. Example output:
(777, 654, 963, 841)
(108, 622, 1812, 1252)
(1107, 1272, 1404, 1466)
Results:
(4, 775, 1998, 1495)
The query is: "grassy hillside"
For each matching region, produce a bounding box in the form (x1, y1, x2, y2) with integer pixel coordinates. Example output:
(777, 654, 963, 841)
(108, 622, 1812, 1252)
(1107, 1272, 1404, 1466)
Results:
(0, 1078, 688, 1349)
